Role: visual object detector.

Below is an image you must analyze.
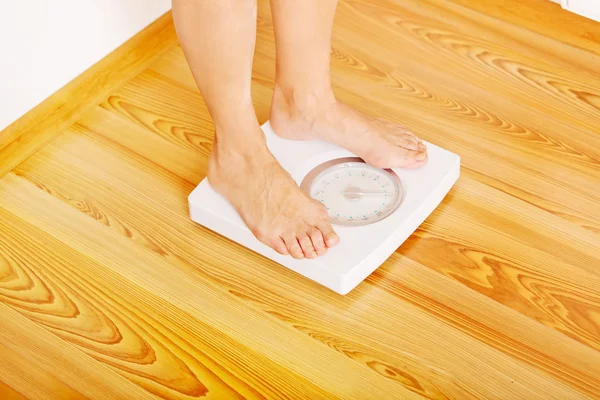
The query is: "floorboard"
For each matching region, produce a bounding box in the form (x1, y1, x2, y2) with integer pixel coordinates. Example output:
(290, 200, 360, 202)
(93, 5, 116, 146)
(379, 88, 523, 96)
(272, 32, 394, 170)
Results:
(1, 1, 599, 398)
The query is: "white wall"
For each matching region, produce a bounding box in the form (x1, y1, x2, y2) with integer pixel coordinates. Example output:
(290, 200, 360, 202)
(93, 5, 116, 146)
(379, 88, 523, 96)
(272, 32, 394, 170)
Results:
(0, 0, 171, 131)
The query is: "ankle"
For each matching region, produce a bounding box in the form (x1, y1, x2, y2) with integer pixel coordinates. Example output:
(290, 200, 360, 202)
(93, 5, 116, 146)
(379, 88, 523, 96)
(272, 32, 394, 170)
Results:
(208, 126, 272, 189)
(272, 82, 336, 119)
(212, 110, 265, 150)
(213, 126, 266, 158)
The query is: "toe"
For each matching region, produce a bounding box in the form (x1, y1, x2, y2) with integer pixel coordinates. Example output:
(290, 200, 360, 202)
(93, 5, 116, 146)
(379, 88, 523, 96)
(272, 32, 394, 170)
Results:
(317, 222, 339, 248)
(270, 237, 289, 256)
(396, 135, 420, 151)
(254, 228, 290, 256)
(403, 149, 428, 168)
(282, 234, 304, 259)
(308, 226, 327, 256)
(375, 119, 425, 152)
(298, 233, 317, 259)
(405, 150, 428, 168)
(377, 146, 428, 169)
(400, 131, 426, 152)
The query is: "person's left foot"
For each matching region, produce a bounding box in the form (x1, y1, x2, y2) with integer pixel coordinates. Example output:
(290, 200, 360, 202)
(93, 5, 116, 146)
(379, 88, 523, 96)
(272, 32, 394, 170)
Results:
(270, 85, 428, 169)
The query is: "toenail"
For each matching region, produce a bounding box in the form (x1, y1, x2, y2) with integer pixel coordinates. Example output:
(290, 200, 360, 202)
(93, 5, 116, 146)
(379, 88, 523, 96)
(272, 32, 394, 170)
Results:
(417, 152, 427, 161)
(326, 235, 339, 246)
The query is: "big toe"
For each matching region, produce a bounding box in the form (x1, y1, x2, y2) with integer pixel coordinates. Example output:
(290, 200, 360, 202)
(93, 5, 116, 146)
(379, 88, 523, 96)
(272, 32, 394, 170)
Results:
(370, 145, 428, 169)
(396, 133, 425, 151)
(317, 221, 339, 248)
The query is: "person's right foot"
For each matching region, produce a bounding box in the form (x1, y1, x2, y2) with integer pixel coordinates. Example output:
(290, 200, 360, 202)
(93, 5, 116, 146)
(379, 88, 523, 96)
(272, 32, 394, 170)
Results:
(207, 125, 339, 259)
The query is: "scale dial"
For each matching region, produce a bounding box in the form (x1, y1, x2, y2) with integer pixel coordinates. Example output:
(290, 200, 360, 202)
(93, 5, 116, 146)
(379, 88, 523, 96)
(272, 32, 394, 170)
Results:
(300, 157, 404, 226)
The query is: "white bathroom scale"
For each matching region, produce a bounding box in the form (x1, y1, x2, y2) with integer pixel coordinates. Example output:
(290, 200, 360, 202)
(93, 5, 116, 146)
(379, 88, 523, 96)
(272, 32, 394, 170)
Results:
(189, 121, 460, 294)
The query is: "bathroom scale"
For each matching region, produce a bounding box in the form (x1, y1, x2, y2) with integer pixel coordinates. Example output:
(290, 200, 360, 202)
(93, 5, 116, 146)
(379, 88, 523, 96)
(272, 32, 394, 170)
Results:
(188, 121, 460, 294)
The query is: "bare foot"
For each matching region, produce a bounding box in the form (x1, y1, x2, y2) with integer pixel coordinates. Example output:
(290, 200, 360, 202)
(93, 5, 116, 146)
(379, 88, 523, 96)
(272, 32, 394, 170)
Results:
(270, 86, 428, 169)
(207, 126, 340, 259)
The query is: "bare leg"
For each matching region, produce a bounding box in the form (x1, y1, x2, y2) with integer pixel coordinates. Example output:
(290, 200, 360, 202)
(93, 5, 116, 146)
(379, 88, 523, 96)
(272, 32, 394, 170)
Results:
(269, 0, 428, 169)
(172, 0, 339, 258)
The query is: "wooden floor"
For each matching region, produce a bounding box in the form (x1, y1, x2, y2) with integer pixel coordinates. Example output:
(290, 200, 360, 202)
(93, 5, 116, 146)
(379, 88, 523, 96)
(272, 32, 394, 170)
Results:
(1, 0, 600, 398)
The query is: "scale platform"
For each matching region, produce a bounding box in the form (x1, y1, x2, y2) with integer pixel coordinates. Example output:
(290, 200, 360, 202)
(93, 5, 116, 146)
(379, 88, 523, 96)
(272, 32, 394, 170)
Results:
(189, 121, 460, 294)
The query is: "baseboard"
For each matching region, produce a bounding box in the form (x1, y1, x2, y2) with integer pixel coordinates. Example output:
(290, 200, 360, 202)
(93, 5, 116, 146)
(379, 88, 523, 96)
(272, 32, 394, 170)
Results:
(0, 11, 179, 179)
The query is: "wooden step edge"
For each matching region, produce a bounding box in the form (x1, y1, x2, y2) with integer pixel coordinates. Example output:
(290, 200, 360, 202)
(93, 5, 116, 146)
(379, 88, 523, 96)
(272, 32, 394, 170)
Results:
(0, 10, 179, 179)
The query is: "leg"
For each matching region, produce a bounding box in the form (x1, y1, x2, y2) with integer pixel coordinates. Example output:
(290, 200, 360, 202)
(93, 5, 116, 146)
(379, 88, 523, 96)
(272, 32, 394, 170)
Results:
(269, 0, 428, 169)
(172, 0, 339, 258)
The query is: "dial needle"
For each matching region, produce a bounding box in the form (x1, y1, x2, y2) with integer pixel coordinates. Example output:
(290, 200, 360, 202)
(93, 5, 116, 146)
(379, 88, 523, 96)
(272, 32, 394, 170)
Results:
(341, 190, 393, 196)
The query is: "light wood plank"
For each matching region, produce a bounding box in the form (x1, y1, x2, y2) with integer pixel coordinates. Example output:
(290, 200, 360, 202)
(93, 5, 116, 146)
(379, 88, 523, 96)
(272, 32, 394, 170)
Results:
(372, 254, 600, 396)
(330, 0, 600, 128)
(0, 172, 429, 400)
(4, 127, 594, 399)
(0, 304, 155, 400)
(0, 381, 28, 400)
(0, 205, 332, 400)
(445, 0, 600, 58)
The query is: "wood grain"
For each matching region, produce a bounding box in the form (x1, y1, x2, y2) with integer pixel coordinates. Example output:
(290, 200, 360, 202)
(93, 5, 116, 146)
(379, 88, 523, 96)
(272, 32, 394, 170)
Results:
(0, 381, 28, 400)
(1, 0, 600, 399)
(0, 173, 428, 400)
(0, 11, 178, 179)
(0, 201, 336, 400)
(2, 122, 595, 398)
(445, 0, 600, 58)
(0, 303, 156, 400)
